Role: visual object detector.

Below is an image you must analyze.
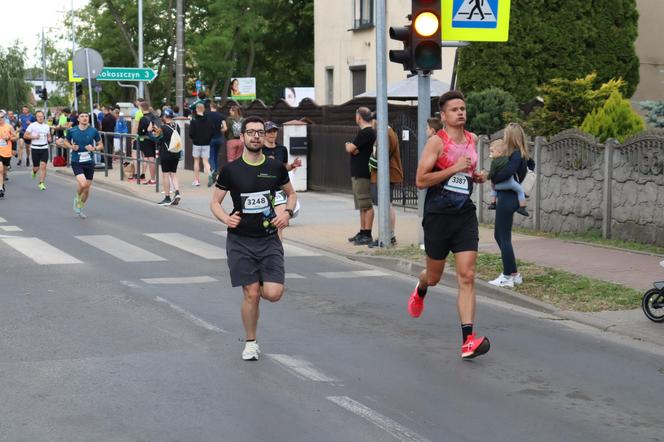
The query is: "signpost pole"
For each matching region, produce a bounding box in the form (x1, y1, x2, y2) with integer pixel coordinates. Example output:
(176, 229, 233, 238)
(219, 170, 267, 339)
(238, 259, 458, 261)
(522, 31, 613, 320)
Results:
(84, 48, 95, 120)
(138, 0, 144, 98)
(417, 72, 430, 246)
(376, 0, 390, 248)
(71, 0, 78, 111)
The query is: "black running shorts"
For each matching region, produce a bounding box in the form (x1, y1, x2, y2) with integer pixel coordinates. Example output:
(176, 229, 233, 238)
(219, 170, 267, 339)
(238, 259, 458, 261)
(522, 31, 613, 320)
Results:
(0, 156, 10, 167)
(422, 209, 479, 260)
(72, 162, 95, 181)
(31, 148, 49, 165)
(226, 232, 285, 287)
(160, 156, 179, 173)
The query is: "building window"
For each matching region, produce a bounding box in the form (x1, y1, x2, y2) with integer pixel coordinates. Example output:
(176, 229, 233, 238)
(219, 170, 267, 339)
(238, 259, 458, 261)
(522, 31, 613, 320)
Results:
(350, 65, 366, 97)
(326, 68, 334, 105)
(353, 0, 374, 30)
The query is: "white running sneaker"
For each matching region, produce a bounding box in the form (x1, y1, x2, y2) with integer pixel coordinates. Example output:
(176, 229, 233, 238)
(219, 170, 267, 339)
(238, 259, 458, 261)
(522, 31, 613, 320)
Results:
(489, 274, 514, 288)
(242, 341, 260, 361)
(513, 273, 523, 285)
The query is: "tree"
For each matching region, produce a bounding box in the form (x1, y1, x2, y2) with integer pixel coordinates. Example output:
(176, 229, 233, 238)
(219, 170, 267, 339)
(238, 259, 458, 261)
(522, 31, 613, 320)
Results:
(580, 90, 644, 142)
(456, 0, 640, 103)
(639, 101, 664, 128)
(0, 42, 31, 110)
(465, 88, 519, 135)
(525, 73, 625, 136)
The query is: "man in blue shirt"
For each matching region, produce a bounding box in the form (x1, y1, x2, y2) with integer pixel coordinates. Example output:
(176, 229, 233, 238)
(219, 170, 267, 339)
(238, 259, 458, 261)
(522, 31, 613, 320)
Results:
(17, 106, 36, 166)
(63, 112, 102, 219)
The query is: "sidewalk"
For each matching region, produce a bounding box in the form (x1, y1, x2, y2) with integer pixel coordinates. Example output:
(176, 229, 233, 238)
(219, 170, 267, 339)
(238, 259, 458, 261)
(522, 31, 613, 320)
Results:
(54, 165, 663, 346)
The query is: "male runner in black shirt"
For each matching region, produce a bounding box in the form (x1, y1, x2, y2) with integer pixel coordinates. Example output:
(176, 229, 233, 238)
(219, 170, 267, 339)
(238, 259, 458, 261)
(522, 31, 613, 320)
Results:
(210, 116, 297, 361)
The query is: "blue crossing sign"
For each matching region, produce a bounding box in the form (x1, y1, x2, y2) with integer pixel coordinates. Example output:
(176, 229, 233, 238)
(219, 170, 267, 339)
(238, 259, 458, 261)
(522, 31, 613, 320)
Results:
(442, 0, 511, 42)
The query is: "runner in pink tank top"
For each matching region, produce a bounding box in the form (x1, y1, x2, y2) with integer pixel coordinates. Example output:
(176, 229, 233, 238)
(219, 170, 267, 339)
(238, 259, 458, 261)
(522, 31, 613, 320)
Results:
(407, 91, 492, 360)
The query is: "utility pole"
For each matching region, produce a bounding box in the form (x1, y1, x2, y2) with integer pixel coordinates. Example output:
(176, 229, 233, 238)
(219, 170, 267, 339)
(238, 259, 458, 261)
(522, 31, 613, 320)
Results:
(41, 28, 48, 116)
(71, 0, 78, 111)
(138, 0, 144, 99)
(176, 0, 184, 112)
(376, 0, 390, 248)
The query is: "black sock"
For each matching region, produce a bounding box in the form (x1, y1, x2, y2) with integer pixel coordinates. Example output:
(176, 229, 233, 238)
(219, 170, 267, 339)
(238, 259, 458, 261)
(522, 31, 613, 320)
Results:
(245, 339, 256, 342)
(461, 324, 473, 342)
(416, 285, 427, 298)
(361, 229, 371, 237)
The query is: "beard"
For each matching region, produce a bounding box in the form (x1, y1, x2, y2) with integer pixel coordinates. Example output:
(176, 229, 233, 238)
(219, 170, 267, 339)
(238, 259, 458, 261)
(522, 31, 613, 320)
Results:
(244, 142, 263, 153)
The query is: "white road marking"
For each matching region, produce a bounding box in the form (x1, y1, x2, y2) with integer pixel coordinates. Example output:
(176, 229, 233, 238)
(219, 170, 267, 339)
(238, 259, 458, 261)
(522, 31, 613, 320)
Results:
(120, 280, 141, 289)
(286, 273, 306, 279)
(76, 235, 167, 262)
(0, 225, 22, 232)
(317, 270, 390, 279)
(0, 217, 6, 222)
(154, 296, 227, 333)
(327, 396, 431, 442)
(214, 231, 322, 257)
(1, 237, 82, 265)
(267, 354, 338, 382)
(142, 276, 217, 285)
(145, 233, 226, 259)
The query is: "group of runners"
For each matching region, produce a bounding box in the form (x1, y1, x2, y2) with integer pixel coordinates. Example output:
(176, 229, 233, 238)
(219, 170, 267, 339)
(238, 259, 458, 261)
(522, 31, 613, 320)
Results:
(3, 90, 493, 361)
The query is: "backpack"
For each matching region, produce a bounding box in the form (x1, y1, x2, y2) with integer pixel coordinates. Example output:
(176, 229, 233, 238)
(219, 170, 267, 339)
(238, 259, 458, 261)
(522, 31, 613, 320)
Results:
(167, 125, 183, 153)
(52, 155, 66, 167)
(231, 119, 243, 138)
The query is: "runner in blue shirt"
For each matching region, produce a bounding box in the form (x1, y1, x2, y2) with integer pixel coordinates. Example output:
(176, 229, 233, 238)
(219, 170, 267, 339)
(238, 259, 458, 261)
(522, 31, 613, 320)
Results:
(63, 112, 102, 219)
(17, 106, 35, 167)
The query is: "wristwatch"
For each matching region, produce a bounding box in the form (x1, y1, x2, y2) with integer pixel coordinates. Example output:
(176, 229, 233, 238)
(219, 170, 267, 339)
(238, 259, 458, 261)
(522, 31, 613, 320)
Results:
(285, 209, 294, 218)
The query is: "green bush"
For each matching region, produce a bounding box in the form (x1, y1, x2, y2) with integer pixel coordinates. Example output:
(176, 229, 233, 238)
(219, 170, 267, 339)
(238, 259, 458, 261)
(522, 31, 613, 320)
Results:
(456, 0, 640, 104)
(525, 73, 625, 136)
(581, 90, 645, 142)
(639, 101, 664, 128)
(465, 88, 519, 136)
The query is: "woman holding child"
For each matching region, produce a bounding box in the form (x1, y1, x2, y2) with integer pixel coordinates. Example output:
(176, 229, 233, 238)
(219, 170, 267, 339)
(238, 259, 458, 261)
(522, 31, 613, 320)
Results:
(488, 123, 535, 288)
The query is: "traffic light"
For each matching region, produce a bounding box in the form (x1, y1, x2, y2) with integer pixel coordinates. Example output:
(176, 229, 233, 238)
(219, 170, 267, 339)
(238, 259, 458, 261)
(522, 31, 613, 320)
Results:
(389, 24, 413, 72)
(411, 0, 442, 71)
(76, 83, 83, 97)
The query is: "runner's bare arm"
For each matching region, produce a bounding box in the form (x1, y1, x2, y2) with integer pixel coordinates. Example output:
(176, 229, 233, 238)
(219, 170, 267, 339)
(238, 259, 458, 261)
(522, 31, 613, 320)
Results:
(210, 187, 241, 228)
(415, 136, 469, 189)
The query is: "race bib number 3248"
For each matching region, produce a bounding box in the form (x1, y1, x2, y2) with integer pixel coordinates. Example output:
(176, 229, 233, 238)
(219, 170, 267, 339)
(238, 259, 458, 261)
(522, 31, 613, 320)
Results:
(241, 191, 271, 213)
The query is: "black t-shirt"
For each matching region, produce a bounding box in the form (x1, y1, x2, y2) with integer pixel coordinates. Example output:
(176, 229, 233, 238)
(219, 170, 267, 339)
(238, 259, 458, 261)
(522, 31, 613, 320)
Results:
(350, 127, 376, 179)
(156, 123, 181, 160)
(216, 156, 290, 237)
(262, 145, 288, 165)
(206, 111, 225, 139)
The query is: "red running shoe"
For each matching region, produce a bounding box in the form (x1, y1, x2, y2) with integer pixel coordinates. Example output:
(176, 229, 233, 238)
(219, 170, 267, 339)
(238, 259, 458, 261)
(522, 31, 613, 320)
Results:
(407, 285, 425, 318)
(461, 333, 490, 359)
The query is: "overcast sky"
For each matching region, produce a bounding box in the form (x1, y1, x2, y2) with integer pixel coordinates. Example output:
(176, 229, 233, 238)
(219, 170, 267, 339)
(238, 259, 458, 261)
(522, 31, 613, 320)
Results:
(2, 0, 90, 66)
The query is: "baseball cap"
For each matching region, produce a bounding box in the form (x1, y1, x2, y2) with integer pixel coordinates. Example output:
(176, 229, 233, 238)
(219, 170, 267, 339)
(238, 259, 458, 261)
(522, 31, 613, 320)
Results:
(265, 121, 280, 131)
(163, 108, 175, 118)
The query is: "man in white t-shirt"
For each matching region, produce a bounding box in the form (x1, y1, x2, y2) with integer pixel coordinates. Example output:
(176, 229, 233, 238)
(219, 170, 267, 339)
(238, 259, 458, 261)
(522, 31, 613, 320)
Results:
(24, 111, 52, 191)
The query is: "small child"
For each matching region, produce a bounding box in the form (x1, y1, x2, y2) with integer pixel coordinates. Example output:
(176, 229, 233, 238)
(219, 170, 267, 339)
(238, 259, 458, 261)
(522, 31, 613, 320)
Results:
(487, 139, 529, 217)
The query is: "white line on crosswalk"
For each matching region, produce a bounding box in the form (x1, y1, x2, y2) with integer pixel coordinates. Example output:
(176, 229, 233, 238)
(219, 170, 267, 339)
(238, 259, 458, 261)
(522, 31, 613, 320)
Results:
(326, 396, 431, 442)
(317, 270, 389, 279)
(145, 233, 226, 259)
(141, 276, 217, 284)
(213, 231, 322, 257)
(268, 354, 338, 382)
(286, 273, 306, 279)
(154, 296, 227, 334)
(1, 237, 82, 265)
(76, 235, 167, 262)
(0, 217, 7, 223)
(0, 226, 22, 232)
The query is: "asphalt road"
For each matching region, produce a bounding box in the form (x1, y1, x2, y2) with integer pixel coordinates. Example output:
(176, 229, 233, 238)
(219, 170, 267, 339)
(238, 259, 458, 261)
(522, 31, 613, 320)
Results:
(0, 170, 662, 442)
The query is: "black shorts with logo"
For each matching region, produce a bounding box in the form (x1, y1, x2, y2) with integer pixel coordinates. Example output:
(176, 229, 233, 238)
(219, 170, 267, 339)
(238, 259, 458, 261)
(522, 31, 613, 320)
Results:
(422, 208, 479, 260)
(226, 232, 285, 287)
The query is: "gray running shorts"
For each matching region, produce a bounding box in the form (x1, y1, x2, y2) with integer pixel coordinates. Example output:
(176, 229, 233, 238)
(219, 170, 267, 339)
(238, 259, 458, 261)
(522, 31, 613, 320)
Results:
(226, 232, 285, 287)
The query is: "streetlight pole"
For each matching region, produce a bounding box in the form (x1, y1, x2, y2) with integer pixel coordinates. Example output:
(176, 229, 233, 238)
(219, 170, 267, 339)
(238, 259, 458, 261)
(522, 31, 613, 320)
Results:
(41, 28, 48, 116)
(176, 0, 184, 112)
(138, 0, 144, 99)
(71, 0, 78, 111)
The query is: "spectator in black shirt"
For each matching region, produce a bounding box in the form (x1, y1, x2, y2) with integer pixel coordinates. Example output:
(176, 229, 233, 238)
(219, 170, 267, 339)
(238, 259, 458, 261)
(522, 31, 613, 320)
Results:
(345, 107, 376, 245)
(189, 102, 214, 187)
(101, 107, 117, 169)
(207, 101, 227, 177)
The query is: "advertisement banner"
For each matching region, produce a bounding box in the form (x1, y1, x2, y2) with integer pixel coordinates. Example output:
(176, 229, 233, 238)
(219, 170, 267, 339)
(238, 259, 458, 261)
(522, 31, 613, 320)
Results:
(229, 77, 256, 100)
(284, 87, 315, 107)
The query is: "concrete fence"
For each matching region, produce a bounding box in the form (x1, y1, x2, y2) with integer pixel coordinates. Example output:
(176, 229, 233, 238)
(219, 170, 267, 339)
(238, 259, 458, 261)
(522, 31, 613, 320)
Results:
(475, 129, 664, 246)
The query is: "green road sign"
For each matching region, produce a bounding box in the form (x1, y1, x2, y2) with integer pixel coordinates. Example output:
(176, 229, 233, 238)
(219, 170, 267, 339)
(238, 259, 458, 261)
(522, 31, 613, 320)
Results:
(96, 67, 157, 82)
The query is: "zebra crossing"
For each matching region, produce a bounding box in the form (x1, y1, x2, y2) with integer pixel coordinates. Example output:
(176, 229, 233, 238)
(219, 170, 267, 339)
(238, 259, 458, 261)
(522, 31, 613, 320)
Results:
(0, 220, 391, 281)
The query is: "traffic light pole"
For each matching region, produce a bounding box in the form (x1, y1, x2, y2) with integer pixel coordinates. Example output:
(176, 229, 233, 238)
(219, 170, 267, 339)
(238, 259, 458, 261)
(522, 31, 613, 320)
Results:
(376, 0, 391, 248)
(417, 71, 430, 246)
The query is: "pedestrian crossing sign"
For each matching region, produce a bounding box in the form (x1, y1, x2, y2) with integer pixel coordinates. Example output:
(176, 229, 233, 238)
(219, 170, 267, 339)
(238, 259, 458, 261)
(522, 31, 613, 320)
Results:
(442, 0, 511, 42)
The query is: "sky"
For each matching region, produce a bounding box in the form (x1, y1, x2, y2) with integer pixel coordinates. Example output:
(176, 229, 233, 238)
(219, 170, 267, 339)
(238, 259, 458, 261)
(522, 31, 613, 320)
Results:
(2, 0, 90, 66)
